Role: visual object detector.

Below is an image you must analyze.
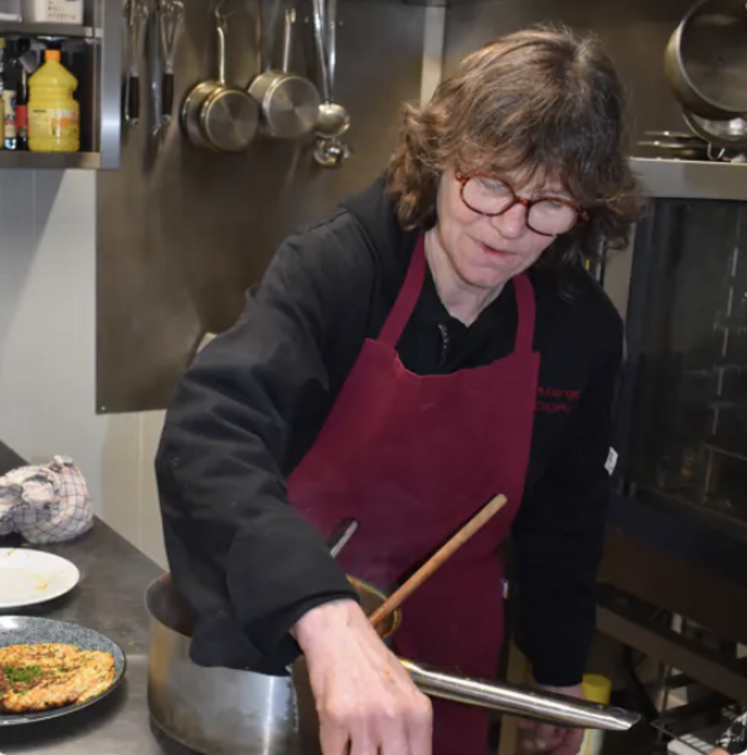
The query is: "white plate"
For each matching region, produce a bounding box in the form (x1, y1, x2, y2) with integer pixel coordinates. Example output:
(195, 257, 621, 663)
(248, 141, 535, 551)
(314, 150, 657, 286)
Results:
(0, 548, 79, 609)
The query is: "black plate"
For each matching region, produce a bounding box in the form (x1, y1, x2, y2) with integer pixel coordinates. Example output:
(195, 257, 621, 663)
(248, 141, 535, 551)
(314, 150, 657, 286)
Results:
(0, 615, 126, 726)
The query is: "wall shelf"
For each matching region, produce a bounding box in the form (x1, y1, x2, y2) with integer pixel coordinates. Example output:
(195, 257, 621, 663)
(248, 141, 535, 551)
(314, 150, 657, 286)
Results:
(0, 21, 99, 39)
(0, 0, 122, 170)
(0, 151, 100, 169)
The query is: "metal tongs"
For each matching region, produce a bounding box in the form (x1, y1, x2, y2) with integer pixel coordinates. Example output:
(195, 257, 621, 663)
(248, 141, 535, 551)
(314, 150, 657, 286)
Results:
(402, 661, 640, 731)
(158, 0, 185, 127)
(370, 497, 643, 731)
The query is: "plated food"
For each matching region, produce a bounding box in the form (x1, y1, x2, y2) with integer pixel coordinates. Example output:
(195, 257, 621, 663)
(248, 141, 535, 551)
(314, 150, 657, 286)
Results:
(0, 616, 126, 726)
(0, 642, 117, 713)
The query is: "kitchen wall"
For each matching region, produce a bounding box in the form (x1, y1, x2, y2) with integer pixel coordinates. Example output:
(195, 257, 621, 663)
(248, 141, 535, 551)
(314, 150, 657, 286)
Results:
(0, 168, 166, 563)
(97, 0, 427, 414)
(0, 170, 102, 488)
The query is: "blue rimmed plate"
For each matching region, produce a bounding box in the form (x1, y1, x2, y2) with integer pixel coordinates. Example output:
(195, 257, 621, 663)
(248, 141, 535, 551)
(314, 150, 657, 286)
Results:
(0, 615, 126, 725)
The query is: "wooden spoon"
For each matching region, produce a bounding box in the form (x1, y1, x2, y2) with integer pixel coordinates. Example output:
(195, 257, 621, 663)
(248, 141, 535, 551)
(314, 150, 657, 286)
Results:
(368, 494, 508, 629)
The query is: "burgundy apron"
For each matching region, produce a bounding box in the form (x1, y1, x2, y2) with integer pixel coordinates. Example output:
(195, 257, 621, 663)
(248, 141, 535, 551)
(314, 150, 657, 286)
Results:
(287, 235, 540, 755)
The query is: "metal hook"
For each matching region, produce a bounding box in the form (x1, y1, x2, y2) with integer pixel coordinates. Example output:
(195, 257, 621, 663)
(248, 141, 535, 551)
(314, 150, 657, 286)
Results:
(213, 0, 231, 26)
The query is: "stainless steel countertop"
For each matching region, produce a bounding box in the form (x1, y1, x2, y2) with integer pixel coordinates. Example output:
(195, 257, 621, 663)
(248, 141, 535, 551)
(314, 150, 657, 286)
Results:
(0, 520, 190, 755)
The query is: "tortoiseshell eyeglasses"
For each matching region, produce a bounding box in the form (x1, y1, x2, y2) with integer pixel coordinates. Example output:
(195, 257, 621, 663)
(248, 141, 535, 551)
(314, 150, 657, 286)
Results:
(456, 173, 588, 237)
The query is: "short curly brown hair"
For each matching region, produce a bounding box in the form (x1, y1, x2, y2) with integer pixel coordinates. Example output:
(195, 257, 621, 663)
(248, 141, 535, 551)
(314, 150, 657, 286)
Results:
(386, 23, 643, 281)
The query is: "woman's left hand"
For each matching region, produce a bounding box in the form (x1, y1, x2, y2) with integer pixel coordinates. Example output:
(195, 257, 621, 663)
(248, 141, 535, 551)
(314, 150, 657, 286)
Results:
(518, 684, 585, 755)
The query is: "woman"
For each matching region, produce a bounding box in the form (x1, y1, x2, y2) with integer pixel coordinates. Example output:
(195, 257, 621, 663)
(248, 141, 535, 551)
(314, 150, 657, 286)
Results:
(155, 23, 641, 755)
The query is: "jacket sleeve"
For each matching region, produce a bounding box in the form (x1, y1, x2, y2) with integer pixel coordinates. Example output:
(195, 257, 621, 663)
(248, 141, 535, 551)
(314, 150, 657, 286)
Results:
(510, 315, 623, 687)
(155, 224, 368, 672)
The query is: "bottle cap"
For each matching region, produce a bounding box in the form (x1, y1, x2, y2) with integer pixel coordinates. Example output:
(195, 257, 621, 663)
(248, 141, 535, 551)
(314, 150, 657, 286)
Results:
(582, 674, 612, 705)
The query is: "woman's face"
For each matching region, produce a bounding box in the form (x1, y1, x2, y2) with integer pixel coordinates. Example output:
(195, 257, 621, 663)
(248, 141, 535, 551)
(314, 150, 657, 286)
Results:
(433, 167, 576, 290)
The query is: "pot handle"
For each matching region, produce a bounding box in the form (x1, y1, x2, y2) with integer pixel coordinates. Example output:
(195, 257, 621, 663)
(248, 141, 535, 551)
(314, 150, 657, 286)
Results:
(281, 8, 294, 74)
(311, 0, 331, 103)
(215, 12, 227, 85)
(400, 659, 641, 732)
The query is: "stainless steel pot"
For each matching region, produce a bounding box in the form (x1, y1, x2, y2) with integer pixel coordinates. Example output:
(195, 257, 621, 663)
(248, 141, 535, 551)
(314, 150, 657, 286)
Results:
(145, 574, 640, 754)
(664, 0, 747, 120)
(248, 5, 320, 140)
(180, 5, 259, 153)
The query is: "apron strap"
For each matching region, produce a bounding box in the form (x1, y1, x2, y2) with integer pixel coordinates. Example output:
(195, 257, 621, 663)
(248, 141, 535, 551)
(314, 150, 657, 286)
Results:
(378, 235, 427, 348)
(379, 234, 537, 355)
(512, 273, 536, 355)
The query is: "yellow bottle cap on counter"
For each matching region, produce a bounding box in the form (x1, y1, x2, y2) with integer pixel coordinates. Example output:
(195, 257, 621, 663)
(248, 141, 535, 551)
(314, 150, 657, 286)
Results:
(582, 674, 612, 705)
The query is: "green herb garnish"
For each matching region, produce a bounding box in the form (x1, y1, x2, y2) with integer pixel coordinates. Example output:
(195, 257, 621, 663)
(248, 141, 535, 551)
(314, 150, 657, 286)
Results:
(3, 665, 43, 685)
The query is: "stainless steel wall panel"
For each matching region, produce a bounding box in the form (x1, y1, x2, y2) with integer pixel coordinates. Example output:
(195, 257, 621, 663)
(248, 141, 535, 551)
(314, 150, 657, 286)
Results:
(97, 0, 425, 412)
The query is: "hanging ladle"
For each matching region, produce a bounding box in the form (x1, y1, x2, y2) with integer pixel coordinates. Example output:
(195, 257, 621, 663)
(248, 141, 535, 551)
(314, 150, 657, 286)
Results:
(312, 0, 348, 139)
(311, 0, 350, 167)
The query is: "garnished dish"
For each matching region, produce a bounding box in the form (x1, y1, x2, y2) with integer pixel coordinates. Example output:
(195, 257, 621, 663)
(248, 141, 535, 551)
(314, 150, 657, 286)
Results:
(0, 616, 127, 726)
(0, 643, 117, 713)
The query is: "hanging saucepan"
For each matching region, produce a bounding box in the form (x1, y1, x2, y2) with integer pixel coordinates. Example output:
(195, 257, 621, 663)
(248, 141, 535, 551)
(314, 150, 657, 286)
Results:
(181, 4, 259, 153)
(249, 4, 321, 140)
(664, 0, 747, 120)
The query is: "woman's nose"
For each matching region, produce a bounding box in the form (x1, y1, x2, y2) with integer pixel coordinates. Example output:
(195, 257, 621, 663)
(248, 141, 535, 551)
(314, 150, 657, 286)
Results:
(489, 202, 528, 239)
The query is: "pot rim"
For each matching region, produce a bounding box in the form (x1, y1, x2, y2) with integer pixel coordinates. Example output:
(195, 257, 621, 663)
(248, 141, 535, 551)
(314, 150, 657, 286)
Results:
(144, 573, 403, 642)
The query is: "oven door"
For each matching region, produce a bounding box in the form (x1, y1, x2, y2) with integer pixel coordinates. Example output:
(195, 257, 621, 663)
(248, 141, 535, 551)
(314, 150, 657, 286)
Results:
(603, 159, 747, 587)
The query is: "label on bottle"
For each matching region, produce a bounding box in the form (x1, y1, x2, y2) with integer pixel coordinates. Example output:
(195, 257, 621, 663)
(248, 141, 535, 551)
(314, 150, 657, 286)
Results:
(29, 107, 79, 140)
(43, 1, 83, 23)
(580, 728, 604, 755)
(16, 104, 27, 138)
(3, 89, 16, 141)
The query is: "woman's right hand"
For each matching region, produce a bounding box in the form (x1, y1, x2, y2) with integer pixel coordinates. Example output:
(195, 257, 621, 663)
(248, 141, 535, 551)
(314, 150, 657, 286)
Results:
(292, 599, 433, 754)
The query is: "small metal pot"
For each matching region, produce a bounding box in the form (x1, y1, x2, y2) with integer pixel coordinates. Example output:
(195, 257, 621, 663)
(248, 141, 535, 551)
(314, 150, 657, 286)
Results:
(181, 7, 259, 153)
(249, 6, 320, 140)
(664, 0, 747, 120)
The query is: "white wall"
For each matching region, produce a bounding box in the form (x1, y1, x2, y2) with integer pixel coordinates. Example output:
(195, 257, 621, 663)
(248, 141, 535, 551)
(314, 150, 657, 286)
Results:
(0, 169, 167, 568)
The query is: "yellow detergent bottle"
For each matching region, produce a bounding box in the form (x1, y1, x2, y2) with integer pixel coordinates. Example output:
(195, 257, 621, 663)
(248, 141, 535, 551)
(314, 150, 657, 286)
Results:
(580, 674, 613, 755)
(28, 49, 79, 153)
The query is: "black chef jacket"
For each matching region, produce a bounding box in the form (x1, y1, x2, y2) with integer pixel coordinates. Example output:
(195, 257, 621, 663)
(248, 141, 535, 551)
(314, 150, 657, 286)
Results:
(155, 174, 624, 686)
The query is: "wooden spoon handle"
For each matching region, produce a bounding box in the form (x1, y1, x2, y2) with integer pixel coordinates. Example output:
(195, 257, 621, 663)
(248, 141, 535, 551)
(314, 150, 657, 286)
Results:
(368, 494, 508, 629)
